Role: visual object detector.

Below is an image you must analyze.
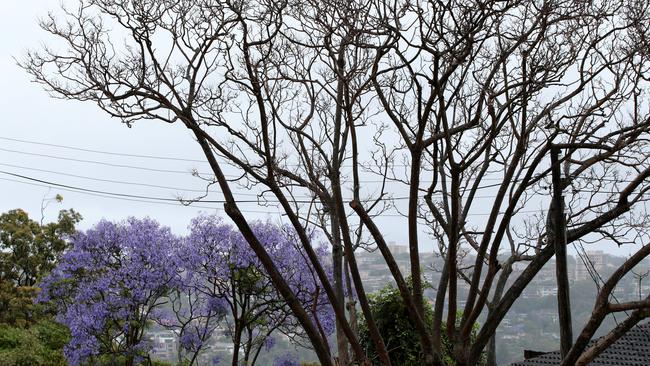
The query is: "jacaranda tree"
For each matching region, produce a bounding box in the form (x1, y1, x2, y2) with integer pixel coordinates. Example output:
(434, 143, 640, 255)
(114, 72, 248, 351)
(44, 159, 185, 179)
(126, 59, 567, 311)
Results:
(177, 215, 333, 366)
(41, 215, 333, 366)
(39, 218, 180, 366)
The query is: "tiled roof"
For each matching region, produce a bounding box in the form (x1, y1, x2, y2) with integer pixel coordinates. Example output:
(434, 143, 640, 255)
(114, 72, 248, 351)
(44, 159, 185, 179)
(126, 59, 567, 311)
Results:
(510, 322, 650, 366)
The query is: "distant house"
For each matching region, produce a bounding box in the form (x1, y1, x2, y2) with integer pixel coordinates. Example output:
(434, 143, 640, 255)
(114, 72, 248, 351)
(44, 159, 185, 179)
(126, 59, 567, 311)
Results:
(510, 322, 650, 366)
(574, 250, 606, 281)
(386, 242, 408, 255)
(148, 329, 178, 362)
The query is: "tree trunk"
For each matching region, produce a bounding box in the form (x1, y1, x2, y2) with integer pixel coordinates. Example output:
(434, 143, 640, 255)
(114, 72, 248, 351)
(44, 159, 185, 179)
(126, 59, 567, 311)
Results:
(486, 331, 497, 366)
(550, 145, 573, 357)
(232, 323, 242, 366)
(192, 129, 334, 366)
(332, 209, 350, 365)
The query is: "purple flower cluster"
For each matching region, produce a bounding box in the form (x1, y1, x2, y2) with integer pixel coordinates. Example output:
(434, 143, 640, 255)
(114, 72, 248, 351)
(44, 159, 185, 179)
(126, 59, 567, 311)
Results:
(180, 215, 334, 362)
(40, 215, 334, 365)
(273, 353, 300, 366)
(40, 218, 179, 365)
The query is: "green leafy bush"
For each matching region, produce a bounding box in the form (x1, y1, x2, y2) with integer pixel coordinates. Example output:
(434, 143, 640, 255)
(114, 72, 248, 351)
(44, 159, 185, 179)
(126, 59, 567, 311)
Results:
(359, 281, 485, 366)
(0, 320, 69, 366)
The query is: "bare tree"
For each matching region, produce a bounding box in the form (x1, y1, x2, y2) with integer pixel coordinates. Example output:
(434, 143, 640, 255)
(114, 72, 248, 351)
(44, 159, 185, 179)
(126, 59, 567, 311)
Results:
(22, 0, 650, 365)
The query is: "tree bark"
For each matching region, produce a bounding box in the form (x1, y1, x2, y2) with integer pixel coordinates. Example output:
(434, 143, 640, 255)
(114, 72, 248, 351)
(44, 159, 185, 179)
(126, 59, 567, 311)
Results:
(550, 145, 573, 358)
(331, 208, 350, 365)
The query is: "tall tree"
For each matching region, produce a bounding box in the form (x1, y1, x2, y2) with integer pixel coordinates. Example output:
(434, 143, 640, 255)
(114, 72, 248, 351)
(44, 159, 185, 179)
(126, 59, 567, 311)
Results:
(0, 207, 81, 325)
(0, 206, 80, 366)
(24, 0, 650, 364)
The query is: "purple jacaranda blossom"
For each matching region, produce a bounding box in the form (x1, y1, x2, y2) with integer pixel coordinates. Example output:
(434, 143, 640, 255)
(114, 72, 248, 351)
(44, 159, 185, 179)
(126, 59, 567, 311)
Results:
(273, 353, 300, 366)
(39, 218, 179, 366)
(206, 295, 228, 313)
(41, 214, 334, 366)
(180, 328, 203, 351)
(263, 336, 276, 352)
(181, 214, 334, 365)
(211, 355, 222, 365)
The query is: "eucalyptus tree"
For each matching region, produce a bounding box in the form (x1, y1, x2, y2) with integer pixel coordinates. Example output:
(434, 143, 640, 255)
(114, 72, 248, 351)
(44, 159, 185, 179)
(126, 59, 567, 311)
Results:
(24, 0, 650, 365)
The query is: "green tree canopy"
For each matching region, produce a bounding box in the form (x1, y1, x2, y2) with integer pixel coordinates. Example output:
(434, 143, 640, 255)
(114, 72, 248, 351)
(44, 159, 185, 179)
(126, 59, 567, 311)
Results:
(359, 281, 485, 366)
(0, 319, 69, 366)
(0, 207, 80, 366)
(0, 208, 80, 326)
(0, 208, 81, 288)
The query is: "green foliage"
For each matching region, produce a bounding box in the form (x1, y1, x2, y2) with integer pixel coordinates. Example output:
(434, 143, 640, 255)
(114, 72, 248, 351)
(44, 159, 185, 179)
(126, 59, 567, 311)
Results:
(0, 320, 69, 366)
(0, 207, 81, 365)
(86, 355, 176, 366)
(359, 281, 434, 366)
(0, 208, 81, 286)
(0, 208, 81, 325)
(359, 281, 484, 366)
(149, 361, 175, 366)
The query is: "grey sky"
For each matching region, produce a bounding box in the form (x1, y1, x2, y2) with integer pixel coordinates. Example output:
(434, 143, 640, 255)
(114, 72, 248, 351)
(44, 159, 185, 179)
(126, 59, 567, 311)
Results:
(1, 2, 240, 233)
(0, 2, 639, 257)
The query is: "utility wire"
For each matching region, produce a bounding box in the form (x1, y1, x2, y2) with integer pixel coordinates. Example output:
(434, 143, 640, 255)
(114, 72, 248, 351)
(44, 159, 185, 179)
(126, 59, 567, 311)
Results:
(3, 129, 644, 200)
(0, 147, 212, 175)
(0, 170, 310, 204)
(0, 156, 636, 209)
(2, 136, 643, 184)
(0, 136, 206, 162)
(3, 146, 640, 187)
(0, 177, 220, 210)
(0, 177, 278, 216)
(1, 162, 628, 201)
(0, 162, 263, 197)
(0, 169, 553, 217)
(0, 162, 508, 200)
(0, 147, 508, 187)
(1, 175, 529, 218)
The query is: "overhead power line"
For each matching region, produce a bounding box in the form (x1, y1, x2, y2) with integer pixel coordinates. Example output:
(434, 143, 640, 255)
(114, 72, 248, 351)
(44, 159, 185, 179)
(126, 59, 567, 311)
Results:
(0, 177, 220, 211)
(0, 177, 278, 216)
(1, 137, 645, 192)
(0, 162, 263, 197)
(0, 147, 213, 175)
(0, 147, 498, 186)
(0, 136, 206, 162)
(1, 162, 581, 202)
(0, 170, 307, 204)
(3, 168, 639, 219)
(0, 169, 552, 217)
(0, 175, 521, 218)
(0, 135, 648, 186)
(0, 160, 634, 206)
(0, 161, 504, 200)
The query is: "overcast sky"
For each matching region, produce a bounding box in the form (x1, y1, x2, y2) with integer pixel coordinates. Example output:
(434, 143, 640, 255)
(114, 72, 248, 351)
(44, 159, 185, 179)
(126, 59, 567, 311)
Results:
(0, 1, 362, 241)
(1, 2, 639, 258)
(0, 2, 246, 234)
